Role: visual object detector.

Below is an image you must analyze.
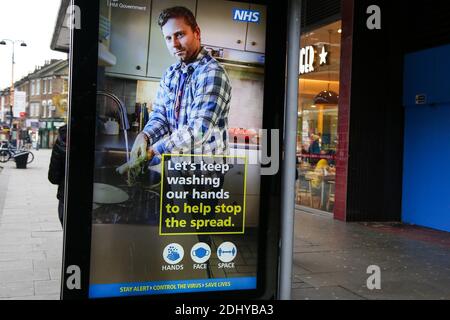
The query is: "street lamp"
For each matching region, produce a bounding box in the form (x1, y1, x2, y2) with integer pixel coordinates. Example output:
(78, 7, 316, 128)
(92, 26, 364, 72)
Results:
(0, 39, 27, 147)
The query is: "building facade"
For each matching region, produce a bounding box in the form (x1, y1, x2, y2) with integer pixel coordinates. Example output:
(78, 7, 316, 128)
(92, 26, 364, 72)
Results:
(296, 0, 450, 232)
(27, 59, 69, 148)
(0, 59, 68, 148)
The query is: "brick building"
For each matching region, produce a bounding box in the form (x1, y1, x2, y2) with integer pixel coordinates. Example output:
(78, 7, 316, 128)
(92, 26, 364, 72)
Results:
(0, 59, 68, 148)
(27, 59, 68, 148)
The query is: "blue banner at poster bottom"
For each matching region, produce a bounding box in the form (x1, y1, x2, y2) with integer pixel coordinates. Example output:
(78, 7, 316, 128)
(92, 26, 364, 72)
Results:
(89, 277, 257, 298)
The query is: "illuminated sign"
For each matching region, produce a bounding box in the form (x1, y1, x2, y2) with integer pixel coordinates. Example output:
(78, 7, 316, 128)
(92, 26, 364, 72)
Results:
(84, 0, 265, 299)
(299, 45, 329, 75)
(63, 0, 286, 301)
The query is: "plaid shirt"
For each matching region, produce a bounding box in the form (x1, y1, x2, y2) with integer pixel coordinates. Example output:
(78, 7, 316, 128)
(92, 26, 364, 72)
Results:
(143, 48, 232, 155)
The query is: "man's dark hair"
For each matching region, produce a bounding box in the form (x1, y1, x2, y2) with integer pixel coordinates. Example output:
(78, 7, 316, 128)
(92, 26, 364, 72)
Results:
(158, 6, 198, 31)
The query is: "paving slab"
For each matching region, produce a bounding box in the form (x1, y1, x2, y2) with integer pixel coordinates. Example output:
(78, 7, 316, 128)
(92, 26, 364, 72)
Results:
(0, 259, 33, 272)
(292, 286, 366, 300)
(34, 280, 60, 296)
(6, 294, 60, 300)
(0, 269, 50, 284)
(0, 281, 34, 299)
(0, 150, 62, 300)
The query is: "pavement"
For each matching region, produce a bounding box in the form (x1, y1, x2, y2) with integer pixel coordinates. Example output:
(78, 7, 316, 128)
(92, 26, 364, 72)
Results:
(292, 210, 450, 300)
(0, 149, 62, 300)
(1, 149, 450, 300)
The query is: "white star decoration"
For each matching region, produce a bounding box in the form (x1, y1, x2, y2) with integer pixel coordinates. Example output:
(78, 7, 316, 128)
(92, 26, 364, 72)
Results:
(319, 46, 328, 65)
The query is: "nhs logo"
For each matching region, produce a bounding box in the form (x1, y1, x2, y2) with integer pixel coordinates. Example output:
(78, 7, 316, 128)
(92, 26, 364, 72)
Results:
(232, 8, 260, 23)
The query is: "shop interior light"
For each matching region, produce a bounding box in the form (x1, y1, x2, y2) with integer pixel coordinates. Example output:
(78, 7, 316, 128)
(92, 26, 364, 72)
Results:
(338, 28, 342, 34)
(313, 90, 339, 105)
(312, 29, 340, 106)
(311, 104, 316, 108)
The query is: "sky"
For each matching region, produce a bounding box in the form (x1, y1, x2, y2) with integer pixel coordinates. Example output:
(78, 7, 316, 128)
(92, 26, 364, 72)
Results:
(0, 0, 67, 90)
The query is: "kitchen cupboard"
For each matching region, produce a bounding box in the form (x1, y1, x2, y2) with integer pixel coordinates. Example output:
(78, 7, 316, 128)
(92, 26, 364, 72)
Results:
(196, 0, 249, 51)
(106, 0, 266, 80)
(196, 0, 266, 54)
(106, 0, 152, 77)
(245, 4, 266, 53)
(147, 0, 197, 78)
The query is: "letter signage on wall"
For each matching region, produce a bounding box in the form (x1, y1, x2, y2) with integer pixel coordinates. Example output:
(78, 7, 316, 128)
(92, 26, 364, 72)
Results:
(299, 45, 329, 75)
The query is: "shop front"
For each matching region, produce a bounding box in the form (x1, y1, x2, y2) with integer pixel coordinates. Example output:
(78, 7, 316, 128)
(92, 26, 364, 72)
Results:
(296, 0, 450, 229)
(296, 20, 341, 216)
(38, 118, 66, 149)
(0, 124, 10, 141)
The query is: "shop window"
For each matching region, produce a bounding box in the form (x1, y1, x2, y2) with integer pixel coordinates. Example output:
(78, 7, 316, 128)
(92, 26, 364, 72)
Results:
(296, 20, 341, 214)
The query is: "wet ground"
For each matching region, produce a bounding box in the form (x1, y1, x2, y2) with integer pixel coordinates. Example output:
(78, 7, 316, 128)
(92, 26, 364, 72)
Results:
(292, 210, 450, 300)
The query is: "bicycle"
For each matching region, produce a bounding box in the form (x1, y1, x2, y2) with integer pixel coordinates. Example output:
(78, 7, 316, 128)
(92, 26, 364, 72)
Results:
(0, 141, 34, 164)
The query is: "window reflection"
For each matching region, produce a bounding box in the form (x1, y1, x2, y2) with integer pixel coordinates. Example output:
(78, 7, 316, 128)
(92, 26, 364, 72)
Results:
(296, 20, 341, 213)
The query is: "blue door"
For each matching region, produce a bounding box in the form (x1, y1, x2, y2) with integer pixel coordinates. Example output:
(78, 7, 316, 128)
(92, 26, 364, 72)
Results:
(403, 44, 450, 232)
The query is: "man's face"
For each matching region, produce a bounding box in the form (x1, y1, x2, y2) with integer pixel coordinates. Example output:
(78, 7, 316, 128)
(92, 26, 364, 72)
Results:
(162, 17, 201, 63)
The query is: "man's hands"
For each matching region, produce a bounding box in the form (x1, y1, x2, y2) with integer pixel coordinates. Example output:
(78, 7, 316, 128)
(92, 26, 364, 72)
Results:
(117, 133, 155, 175)
(146, 147, 155, 162)
(130, 132, 149, 162)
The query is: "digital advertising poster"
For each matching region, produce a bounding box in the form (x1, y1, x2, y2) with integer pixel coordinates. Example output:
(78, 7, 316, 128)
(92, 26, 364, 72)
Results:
(89, 0, 267, 299)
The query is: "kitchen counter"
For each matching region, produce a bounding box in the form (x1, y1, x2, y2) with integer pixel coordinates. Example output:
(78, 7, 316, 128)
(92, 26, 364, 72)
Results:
(95, 130, 260, 153)
(97, 131, 259, 149)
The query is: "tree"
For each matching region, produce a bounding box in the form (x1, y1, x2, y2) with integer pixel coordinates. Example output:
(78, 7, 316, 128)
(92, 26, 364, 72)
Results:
(52, 93, 68, 119)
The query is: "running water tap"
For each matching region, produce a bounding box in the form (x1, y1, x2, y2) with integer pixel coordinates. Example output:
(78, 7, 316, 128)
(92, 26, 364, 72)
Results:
(97, 91, 130, 163)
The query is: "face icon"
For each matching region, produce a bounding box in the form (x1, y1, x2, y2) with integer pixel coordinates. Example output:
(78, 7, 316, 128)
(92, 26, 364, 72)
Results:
(162, 17, 201, 63)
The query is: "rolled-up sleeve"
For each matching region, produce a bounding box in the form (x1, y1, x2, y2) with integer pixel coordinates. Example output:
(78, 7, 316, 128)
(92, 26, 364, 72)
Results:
(142, 79, 170, 145)
(152, 67, 231, 154)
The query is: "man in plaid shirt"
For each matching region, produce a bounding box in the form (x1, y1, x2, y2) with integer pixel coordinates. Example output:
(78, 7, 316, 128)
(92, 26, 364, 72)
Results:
(130, 6, 232, 166)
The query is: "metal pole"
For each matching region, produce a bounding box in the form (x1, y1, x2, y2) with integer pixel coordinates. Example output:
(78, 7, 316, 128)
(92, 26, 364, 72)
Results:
(279, 0, 301, 300)
(11, 43, 17, 149)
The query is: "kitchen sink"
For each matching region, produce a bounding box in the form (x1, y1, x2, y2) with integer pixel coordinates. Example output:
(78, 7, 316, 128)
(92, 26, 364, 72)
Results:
(94, 150, 128, 168)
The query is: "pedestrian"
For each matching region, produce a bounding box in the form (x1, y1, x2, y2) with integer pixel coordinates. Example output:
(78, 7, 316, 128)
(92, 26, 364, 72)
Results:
(122, 6, 232, 172)
(48, 124, 67, 226)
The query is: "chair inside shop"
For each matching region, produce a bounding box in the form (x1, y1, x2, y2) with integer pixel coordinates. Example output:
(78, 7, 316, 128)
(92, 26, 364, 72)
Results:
(296, 174, 313, 207)
(326, 181, 335, 211)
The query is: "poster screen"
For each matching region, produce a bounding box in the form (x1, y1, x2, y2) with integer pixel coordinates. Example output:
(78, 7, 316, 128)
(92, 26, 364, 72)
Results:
(89, 0, 267, 298)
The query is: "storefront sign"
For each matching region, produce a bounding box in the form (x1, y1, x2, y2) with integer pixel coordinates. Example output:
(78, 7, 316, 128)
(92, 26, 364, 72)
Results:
(299, 45, 329, 75)
(13, 91, 26, 117)
(26, 119, 39, 128)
